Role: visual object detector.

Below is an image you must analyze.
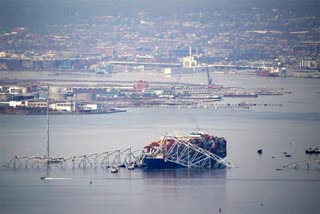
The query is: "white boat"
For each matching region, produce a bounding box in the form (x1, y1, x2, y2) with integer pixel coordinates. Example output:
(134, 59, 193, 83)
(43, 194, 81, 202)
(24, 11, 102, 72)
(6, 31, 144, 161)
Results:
(111, 167, 118, 173)
(127, 164, 135, 170)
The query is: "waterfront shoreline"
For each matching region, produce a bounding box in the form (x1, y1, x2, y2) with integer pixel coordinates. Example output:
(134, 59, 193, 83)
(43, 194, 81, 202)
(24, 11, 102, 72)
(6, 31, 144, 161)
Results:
(0, 109, 127, 115)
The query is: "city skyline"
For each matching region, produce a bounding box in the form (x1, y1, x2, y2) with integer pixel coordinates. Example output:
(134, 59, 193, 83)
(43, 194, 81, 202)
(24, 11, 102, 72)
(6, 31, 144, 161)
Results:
(1, 0, 319, 31)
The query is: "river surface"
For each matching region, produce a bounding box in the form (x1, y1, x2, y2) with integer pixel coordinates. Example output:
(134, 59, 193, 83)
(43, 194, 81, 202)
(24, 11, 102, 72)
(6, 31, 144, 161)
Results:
(1, 74, 320, 214)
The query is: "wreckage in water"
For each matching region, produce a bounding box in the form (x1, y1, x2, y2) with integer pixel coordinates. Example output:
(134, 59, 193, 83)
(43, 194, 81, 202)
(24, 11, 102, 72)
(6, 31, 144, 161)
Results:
(140, 132, 236, 169)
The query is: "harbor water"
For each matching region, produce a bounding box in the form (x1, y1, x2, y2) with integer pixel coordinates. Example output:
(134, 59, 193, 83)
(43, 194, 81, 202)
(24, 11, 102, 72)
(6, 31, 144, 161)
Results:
(1, 75, 320, 214)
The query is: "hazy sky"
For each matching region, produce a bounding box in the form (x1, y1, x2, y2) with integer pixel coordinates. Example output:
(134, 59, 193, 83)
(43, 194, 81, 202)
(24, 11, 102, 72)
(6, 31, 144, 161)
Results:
(0, 0, 319, 31)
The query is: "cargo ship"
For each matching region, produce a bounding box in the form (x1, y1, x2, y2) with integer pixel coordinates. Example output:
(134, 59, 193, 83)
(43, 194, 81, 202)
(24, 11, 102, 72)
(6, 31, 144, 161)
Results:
(140, 132, 234, 169)
(256, 67, 280, 77)
(223, 93, 258, 98)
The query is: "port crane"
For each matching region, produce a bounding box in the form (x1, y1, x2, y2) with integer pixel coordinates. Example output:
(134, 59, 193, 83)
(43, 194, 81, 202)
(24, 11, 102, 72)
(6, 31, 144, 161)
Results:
(206, 66, 223, 89)
(171, 75, 181, 89)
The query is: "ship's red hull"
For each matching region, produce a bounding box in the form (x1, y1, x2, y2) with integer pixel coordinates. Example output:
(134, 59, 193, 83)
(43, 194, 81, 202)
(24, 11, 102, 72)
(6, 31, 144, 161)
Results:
(256, 69, 279, 77)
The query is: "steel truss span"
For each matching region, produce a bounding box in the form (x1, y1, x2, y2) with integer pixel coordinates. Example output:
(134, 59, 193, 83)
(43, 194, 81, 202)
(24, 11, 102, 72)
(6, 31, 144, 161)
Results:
(4, 148, 139, 169)
(283, 158, 320, 169)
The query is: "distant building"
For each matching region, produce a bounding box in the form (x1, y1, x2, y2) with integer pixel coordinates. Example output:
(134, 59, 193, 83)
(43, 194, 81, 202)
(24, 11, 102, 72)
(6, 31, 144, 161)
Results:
(51, 101, 76, 112)
(134, 80, 149, 91)
(182, 56, 197, 68)
(77, 103, 103, 111)
(0, 101, 23, 108)
(300, 60, 318, 69)
(8, 86, 27, 94)
(25, 100, 47, 108)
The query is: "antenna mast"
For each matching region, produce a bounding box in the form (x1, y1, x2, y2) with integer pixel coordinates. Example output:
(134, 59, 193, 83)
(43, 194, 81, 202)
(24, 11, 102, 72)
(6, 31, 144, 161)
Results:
(47, 85, 50, 158)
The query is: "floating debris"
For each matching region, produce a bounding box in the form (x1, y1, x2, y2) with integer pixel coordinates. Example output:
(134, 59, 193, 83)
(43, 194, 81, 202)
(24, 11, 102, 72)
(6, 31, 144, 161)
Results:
(257, 149, 263, 154)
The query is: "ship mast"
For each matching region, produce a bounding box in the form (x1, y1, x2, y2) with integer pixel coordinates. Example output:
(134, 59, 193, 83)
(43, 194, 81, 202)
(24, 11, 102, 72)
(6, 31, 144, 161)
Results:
(47, 85, 50, 158)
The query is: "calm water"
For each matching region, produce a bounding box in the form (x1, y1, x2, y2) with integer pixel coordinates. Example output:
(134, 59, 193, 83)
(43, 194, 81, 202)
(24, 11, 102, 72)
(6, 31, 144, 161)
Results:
(1, 75, 320, 214)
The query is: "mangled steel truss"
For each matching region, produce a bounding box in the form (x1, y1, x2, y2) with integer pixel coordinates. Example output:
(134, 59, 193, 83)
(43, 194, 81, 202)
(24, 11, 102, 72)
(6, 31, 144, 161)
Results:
(145, 135, 237, 169)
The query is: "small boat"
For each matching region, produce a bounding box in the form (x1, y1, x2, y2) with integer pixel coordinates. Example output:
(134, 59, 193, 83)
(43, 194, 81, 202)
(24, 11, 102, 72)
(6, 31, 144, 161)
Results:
(127, 164, 135, 170)
(111, 167, 118, 173)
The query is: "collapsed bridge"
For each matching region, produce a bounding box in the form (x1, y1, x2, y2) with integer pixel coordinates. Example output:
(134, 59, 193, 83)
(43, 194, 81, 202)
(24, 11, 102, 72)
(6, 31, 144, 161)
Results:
(4, 132, 237, 170)
(5, 148, 138, 169)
